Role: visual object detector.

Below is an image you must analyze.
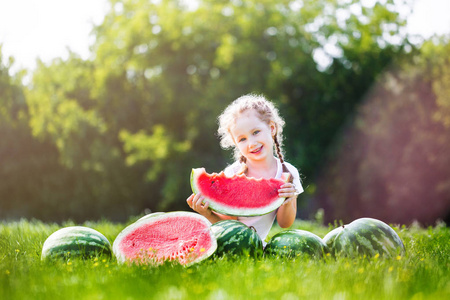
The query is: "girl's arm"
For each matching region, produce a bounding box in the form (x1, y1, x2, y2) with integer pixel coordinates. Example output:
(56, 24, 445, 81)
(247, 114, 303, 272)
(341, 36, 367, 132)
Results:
(186, 193, 237, 224)
(276, 183, 298, 228)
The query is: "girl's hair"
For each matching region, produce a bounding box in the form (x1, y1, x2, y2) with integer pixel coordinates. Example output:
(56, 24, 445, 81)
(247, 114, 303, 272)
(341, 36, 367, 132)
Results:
(217, 93, 286, 163)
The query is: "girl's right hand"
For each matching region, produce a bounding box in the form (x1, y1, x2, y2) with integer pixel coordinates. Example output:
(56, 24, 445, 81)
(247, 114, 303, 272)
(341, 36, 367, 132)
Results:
(186, 193, 212, 217)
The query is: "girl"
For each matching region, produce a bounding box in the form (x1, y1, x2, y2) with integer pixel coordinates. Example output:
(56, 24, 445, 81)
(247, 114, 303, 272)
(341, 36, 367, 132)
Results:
(187, 94, 303, 244)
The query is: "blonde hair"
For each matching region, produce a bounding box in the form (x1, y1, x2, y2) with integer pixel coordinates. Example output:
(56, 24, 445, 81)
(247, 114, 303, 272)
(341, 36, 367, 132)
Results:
(217, 94, 286, 163)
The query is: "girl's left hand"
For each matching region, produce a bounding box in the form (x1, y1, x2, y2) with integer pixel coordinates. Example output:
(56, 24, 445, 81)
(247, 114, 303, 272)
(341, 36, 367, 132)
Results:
(278, 183, 298, 205)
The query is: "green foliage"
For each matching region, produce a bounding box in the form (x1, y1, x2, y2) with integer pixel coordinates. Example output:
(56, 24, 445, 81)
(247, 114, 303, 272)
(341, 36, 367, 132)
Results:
(315, 38, 450, 225)
(26, 55, 107, 169)
(420, 37, 450, 128)
(0, 48, 75, 221)
(1, 0, 444, 222)
(1, 219, 449, 299)
(120, 125, 191, 180)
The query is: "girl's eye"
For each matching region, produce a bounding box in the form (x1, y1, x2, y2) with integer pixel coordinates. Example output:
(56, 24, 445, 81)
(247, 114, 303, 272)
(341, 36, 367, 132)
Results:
(253, 130, 260, 135)
(238, 137, 246, 143)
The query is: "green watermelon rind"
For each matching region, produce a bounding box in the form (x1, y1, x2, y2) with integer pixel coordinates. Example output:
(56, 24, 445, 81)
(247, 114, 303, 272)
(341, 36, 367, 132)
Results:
(264, 229, 328, 259)
(113, 211, 217, 266)
(329, 218, 405, 258)
(322, 226, 344, 250)
(190, 168, 290, 216)
(135, 212, 166, 223)
(41, 226, 112, 260)
(210, 220, 263, 258)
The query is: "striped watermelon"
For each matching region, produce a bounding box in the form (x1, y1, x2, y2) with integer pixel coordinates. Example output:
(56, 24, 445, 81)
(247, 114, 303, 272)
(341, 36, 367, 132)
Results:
(41, 226, 112, 260)
(113, 211, 217, 266)
(264, 229, 328, 259)
(324, 218, 405, 258)
(190, 168, 290, 216)
(322, 226, 343, 250)
(210, 220, 263, 258)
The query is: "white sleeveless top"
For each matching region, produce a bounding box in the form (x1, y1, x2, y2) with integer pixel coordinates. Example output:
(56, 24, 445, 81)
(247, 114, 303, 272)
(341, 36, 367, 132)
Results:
(223, 158, 303, 245)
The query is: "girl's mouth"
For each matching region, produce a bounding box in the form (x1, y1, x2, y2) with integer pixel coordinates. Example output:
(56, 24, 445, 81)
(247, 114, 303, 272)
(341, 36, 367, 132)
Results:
(250, 146, 263, 154)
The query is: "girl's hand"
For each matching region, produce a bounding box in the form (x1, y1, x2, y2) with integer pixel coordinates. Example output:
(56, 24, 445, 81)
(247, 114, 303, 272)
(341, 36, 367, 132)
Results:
(278, 183, 298, 206)
(277, 183, 298, 228)
(187, 193, 236, 224)
(186, 193, 212, 217)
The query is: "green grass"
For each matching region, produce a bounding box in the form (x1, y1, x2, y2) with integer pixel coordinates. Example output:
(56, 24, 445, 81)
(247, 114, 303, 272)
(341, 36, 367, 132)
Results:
(1, 218, 449, 299)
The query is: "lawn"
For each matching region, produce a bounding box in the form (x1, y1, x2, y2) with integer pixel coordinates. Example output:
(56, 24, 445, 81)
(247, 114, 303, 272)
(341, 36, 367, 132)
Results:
(1, 217, 449, 299)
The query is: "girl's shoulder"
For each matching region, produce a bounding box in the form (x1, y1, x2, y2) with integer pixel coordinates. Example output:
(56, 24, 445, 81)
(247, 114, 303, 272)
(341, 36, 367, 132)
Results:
(281, 160, 300, 175)
(275, 157, 299, 176)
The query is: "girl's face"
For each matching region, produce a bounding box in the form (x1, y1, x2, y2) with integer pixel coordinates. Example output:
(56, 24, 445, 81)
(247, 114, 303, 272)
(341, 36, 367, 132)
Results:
(230, 109, 275, 162)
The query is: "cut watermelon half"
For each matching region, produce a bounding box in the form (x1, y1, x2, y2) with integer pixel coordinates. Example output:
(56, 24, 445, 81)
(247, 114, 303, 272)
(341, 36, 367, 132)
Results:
(113, 212, 217, 266)
(190, 168, 291, 216)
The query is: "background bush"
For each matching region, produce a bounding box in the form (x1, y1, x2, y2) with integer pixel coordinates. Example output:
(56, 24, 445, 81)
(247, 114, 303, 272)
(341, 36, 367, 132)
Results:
(0, 0, 449, 224)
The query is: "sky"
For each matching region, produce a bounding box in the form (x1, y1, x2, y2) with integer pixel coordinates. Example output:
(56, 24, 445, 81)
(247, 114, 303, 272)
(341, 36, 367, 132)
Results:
(0, 0, 449, 74)
(0, 0, 108, 72)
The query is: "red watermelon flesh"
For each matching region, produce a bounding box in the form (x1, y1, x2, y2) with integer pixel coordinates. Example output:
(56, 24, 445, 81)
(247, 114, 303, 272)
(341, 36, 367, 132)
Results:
(190, 168, 290, 216)
(113, 212, 217, 266)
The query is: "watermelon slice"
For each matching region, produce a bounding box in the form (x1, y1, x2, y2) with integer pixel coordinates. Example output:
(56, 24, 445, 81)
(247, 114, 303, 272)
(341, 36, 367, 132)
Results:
(113, 212, 217, 266)
(190, 168, 291, 216)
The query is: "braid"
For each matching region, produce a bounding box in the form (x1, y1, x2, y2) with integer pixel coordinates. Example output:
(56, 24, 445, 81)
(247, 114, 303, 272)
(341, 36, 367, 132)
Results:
(274, 135, 293, 183)
(237, 155, 248, 175)
(273, 135, 284, 163)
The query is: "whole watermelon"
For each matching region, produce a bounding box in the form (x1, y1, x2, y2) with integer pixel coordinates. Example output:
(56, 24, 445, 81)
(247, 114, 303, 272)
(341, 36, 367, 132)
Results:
(41, 226, 112, 260)
(210, 220, 263, 258)
(264, 229, 327, 259)
(322, 226, 344, 250)
(324, 218, 405, 258)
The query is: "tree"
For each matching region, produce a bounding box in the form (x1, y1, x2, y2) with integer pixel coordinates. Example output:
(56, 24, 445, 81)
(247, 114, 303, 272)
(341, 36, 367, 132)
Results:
(0, 47, 71, 221)
(3, 0, 415, 221)
(315, 38, 450, 225)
